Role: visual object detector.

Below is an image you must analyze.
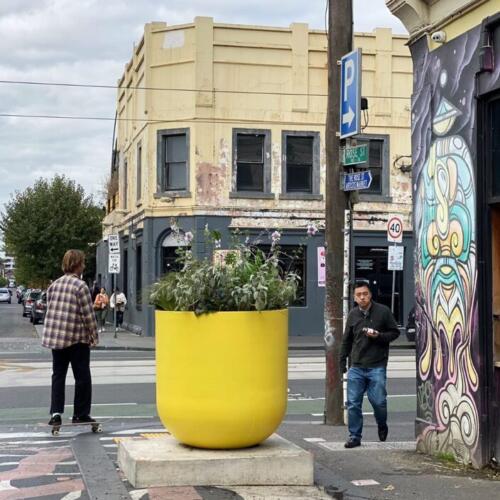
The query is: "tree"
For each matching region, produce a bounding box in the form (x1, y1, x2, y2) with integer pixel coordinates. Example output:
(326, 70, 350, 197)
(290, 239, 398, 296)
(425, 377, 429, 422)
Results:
(0, 176, 103, 287)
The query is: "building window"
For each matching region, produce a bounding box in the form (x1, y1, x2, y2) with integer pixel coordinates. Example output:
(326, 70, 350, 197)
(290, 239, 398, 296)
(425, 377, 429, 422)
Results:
(157, 128, 189, 193)
(136, 245, 142, 306)
(123, 159, 128, 209)
(231, 129, 272, 197)
(160, 231, 190, 275)
(356, 135, 390, 199)
(256, 244, 307, 307)
(491, 99, 500, 199)
(282, 131, 321, 197)
(136, 143, 142, 201)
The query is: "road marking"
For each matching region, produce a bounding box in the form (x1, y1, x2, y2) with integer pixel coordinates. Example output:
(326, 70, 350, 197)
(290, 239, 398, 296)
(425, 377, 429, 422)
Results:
(320, 441, 416, 451)
(0, 432, 51, 439)
(303, 438, 325, 443)
(351, 479, 380, 486)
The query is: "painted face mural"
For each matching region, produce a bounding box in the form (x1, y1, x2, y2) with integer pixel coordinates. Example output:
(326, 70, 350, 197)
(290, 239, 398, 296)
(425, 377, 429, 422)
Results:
(412, 28, 482, 466)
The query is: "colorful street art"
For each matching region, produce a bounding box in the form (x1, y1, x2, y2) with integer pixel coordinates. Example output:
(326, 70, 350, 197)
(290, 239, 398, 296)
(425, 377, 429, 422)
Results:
(412, 28, 483, 466)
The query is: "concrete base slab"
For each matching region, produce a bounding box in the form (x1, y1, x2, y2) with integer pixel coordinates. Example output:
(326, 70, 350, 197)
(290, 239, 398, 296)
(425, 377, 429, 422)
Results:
(118, 433, 314, 488)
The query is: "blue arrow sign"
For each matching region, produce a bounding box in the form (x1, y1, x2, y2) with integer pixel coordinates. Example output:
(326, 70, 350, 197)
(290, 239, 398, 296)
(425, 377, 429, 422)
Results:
(342, 170, 372, 191)
(340, 49, 362, 139)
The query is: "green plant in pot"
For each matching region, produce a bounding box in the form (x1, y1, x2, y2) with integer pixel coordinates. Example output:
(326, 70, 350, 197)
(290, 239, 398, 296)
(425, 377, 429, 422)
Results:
(150, 224, 316, 449)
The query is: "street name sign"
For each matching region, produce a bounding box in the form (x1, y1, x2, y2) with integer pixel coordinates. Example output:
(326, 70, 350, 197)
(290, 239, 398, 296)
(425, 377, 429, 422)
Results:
(342, 170, 372, 191)
(108, 253, 120, 274)
(342, 144, 368, 166)
(340, 48, 362, 139)
(387, 215, 404, 243)
(108, 234, 120, 254)
(388, 245, 404, 271)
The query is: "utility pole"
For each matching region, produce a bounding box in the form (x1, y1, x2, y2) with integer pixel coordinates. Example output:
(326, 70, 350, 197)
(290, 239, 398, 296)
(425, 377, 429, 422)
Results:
(324, 0, 353, 425)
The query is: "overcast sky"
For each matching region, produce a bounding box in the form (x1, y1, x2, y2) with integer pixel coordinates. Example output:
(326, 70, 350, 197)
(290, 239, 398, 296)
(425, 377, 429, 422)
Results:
(0, 0, 406, 252)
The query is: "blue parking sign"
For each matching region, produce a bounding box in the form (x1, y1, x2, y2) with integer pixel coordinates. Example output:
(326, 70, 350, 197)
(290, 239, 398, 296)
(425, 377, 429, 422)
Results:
(340, 49, 361, 139)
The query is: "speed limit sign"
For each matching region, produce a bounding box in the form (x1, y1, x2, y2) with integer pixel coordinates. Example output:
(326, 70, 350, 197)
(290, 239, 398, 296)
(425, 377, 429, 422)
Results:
(387, 214, 403, 243)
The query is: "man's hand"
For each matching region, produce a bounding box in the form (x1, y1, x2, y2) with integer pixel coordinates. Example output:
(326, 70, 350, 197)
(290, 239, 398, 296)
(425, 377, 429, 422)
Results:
(363, 327, 380, 338)
(89, 335, 99, 348)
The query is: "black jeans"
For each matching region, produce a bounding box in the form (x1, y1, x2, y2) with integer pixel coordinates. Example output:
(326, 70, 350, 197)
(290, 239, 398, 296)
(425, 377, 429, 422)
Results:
(50, 342, 92, 418)
(116, 310, 124, 327)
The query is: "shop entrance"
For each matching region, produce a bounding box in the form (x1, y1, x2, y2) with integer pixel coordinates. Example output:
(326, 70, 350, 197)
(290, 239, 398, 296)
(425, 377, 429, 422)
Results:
(491, 206, 500, 460)
(354, 246, 404, 324)
(485, 96, 500, 463)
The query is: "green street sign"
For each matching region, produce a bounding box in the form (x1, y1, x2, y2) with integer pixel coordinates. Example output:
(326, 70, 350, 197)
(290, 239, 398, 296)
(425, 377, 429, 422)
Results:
(342, 144, 368, 166)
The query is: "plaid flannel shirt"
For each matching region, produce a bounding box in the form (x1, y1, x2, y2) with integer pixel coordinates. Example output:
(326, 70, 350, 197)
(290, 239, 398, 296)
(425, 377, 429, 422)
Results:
(42, 274, 98, 350)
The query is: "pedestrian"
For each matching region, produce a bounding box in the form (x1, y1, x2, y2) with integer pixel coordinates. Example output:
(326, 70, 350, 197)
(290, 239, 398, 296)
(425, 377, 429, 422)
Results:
(110, 287, 127, 330)
(41, 249, 99, 427)
(93, 287, 109, 332)
(340, 281, 400, 448)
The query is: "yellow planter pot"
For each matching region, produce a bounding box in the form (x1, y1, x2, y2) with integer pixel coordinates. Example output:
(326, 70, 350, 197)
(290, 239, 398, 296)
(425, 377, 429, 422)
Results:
(155, 309, 288, 449)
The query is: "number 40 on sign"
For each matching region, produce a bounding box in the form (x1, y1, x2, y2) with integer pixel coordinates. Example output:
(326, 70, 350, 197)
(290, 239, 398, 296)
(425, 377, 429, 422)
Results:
(387, 214, 403, 243)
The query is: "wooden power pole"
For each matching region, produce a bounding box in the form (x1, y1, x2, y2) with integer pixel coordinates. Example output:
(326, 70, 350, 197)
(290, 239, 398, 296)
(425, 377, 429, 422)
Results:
(324, 0, 353, 425)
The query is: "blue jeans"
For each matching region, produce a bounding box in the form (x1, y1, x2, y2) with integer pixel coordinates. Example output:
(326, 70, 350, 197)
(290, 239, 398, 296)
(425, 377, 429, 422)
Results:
(346, 366, 387, 440)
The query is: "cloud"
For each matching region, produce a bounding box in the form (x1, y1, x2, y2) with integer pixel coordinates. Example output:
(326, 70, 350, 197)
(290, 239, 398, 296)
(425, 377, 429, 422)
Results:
(0, 0, 407, 220)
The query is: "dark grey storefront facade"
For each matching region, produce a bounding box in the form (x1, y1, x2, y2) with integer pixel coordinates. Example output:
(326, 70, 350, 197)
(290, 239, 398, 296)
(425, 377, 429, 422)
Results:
(96, 217, 414, 337)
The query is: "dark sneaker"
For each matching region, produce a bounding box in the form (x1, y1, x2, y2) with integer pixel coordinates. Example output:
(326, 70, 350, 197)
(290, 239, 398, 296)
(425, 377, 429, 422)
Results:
(344, 438, 361, 449)
(378, 424, 388, 442)
(72, 415, 96, 424)
(48, 414, 62, 426)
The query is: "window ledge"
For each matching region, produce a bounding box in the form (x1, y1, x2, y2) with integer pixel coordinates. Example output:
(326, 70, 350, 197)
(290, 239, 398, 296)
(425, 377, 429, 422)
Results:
(136, 201, 142, 208)
(229, 191, 275, 200)
(279, 193, 323, 201)
(154, 191, 191, 199)
(358, 194, 393, 203)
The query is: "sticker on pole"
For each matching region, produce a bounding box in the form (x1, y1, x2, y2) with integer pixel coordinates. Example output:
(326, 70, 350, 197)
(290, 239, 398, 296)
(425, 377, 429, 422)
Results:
(387, 215, 403, 243)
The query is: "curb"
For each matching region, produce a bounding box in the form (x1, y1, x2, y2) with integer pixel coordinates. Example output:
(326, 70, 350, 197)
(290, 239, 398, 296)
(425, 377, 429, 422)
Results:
(94, 345, 155, 352)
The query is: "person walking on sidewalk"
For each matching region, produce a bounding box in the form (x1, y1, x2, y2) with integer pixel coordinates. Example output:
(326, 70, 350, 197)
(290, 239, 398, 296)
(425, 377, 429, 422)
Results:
(110, 287, 127, 330)
(93, 287, 109, 333)
(340, 281, 400, 449)
(41, 249, 99, 427)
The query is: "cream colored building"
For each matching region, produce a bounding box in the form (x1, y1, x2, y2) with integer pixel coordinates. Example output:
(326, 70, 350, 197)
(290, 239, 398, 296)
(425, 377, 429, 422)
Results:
(97, 17, 413, 336)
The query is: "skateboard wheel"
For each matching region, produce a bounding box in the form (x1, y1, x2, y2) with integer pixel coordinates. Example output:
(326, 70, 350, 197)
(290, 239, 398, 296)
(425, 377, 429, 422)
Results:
(92, 425, 102, 433)
(52, 428, 60, 436)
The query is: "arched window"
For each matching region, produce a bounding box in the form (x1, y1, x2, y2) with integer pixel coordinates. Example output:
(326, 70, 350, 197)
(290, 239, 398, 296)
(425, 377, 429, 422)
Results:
(160, 231, 189, 275)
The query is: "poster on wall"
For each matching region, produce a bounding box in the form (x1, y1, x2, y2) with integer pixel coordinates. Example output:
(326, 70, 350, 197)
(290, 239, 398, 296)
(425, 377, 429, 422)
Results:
(318, 247, 326, 287)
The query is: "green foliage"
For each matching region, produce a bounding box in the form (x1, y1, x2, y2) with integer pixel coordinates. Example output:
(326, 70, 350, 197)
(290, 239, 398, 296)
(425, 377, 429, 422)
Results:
(150, 229, 299, 314)
(435, 452, 456, 463)
(0, 276, 7, 287)
(0, 175, 103, 287)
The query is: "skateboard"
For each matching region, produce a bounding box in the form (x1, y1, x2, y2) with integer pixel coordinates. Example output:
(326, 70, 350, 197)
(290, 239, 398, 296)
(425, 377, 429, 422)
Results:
(43, 421, 104, 436)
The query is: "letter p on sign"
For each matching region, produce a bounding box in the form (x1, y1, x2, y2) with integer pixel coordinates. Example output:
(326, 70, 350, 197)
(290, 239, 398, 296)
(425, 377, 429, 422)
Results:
(387, 215, 403, 243)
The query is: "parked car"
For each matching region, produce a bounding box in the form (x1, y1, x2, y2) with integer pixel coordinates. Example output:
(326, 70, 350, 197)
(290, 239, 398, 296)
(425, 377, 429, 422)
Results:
(22, 289, 41, 317)
(0, 288, 11, 304)
(30, 291, 47, 324)
(406, 306, 416, 342)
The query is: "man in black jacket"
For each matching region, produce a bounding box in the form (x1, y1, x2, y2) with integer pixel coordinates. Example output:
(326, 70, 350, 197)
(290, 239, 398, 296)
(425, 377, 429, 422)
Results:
(340, 281, 400, 448)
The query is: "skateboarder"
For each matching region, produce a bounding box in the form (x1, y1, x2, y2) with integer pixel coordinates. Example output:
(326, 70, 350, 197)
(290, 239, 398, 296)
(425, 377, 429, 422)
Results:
(42, 249, 99, 427)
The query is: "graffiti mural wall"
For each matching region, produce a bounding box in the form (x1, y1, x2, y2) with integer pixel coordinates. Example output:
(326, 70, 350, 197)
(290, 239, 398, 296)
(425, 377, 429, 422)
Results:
(411, 27, 484, 466)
